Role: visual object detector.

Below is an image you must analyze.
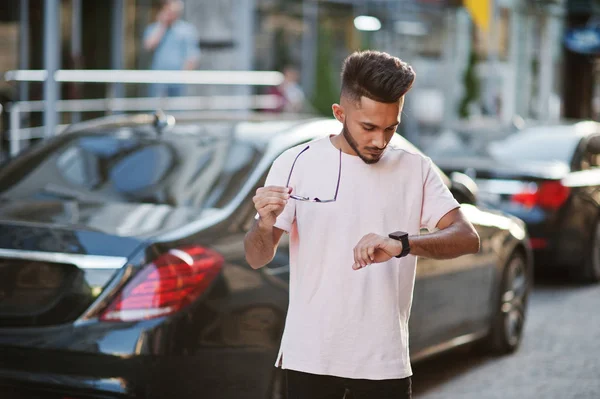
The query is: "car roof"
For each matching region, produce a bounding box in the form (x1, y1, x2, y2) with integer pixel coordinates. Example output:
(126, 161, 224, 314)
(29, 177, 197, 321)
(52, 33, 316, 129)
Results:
(516, 121, 600, 137)
(63, 112, 424, 155)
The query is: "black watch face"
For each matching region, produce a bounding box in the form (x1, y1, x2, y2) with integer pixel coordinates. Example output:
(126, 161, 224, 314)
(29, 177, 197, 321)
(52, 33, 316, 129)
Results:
(391, 231, 407, 240)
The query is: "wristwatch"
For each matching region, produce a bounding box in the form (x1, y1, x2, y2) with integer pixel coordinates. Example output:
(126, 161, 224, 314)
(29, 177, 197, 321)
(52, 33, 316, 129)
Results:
(388, 231, 411, 258)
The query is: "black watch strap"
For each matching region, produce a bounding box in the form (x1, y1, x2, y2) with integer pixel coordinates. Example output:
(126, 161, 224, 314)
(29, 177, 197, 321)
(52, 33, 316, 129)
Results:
(388, 231, 410, 258)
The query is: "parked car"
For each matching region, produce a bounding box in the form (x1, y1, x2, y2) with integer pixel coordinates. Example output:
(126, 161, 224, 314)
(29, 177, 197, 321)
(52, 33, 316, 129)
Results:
(0, 112, 532, 399)
(429, 121, 600, 282)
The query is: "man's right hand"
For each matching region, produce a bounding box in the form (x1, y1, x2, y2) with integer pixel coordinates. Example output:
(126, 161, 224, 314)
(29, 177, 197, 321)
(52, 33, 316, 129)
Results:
(253, 186, 292, 228)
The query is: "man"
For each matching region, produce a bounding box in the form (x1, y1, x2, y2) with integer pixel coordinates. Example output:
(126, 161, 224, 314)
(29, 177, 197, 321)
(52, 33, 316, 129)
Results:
(143, 0, 200, 97)
(268, 65, 306, 113)
(244, 50, 480, 399)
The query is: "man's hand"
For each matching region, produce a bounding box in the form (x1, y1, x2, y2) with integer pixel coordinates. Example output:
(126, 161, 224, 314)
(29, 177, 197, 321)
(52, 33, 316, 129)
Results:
(253, 186, 292, 229)
(157, 9, 170, 25)
(352, 233, 403, 270)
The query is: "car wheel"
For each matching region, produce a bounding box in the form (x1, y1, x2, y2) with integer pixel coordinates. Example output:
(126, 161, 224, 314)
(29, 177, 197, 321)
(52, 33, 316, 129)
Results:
(583, 219, 600, 283)
(485, 252, 530, 354)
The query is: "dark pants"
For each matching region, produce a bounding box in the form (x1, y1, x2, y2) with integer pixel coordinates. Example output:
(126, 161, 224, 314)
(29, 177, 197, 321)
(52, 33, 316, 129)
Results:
(286, 369, 412, 399)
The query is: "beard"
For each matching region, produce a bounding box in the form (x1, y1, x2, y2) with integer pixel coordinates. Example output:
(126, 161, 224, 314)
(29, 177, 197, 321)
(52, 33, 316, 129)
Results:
(342, 122, 384, 165)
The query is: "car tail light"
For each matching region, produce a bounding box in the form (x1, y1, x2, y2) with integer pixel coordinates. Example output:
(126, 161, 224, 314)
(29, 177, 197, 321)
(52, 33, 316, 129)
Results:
(529, 238, 548, 249)
(99, 246, 224, 322)
(511, 180, 570, 210)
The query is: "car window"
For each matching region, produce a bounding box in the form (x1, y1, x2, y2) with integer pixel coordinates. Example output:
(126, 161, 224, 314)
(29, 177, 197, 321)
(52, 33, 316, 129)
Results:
(0, 126, 265, 211)
(581, 135, 600, 170)
(56, 146, 102, 189)
(109, 145, 173, 194)
(487, 129, 582, 164)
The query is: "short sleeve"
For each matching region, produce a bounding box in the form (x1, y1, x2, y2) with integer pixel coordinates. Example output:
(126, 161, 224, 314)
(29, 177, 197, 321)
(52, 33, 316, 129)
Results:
(420, 157, 460, 231)
(185, 25, 201, 61)
(254, 154, 296, 233)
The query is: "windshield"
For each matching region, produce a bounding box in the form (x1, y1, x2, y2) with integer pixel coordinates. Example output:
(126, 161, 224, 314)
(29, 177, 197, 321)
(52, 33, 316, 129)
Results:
(0, 124, 264, 210)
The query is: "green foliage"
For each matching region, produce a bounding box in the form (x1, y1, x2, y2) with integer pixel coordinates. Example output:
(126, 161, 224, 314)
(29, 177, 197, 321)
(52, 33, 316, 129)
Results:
(311, 24, 339, 117)
(458, 48, 481, 119)
(273, 28, 292, 73)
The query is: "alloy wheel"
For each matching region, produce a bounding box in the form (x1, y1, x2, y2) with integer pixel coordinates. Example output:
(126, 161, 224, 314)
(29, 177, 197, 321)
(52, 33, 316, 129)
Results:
(500, 256, 528, 347)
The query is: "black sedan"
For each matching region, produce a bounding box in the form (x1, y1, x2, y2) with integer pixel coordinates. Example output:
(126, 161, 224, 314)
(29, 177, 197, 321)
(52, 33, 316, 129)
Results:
(430, 121, 600, 282)
(0, 113, 532, 398)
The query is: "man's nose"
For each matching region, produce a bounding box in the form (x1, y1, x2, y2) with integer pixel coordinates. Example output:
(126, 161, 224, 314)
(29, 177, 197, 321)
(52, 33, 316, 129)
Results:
(372, 133, 386, 149)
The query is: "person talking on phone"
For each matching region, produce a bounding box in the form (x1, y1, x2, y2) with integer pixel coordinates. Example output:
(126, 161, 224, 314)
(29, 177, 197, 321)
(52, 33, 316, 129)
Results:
(143, 0, 200, 97)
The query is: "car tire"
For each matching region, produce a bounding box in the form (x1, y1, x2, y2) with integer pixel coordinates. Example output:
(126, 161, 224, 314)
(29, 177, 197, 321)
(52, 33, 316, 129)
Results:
(483, 251, 530, 355)
(582, 219, 600, 283)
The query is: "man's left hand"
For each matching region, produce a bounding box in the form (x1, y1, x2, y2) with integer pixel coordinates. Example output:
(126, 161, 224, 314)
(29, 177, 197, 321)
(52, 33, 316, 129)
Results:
(352, 233, 402, 270)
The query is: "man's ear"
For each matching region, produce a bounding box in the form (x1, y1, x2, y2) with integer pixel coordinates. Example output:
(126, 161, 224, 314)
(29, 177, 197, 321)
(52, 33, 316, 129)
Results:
(332, 103, 344, 123)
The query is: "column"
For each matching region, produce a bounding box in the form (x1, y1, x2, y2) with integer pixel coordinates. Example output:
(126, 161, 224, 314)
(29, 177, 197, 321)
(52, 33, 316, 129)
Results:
(111, 0, 126, 101)
(19, 0, 29, 102)
(43, 0, 60, 139)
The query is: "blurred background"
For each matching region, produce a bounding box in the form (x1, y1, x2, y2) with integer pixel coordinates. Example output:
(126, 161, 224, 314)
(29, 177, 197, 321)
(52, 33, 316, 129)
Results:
(1, 1, 600, 399)
(0, 0, 598, 157)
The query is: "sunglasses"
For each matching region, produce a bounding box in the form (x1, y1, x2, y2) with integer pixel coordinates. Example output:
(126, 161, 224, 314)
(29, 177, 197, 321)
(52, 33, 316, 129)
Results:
(285, 145, 342, 203)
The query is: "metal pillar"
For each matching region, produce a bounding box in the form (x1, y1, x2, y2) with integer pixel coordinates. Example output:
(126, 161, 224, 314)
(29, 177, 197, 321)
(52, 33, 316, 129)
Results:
(111, 0, 126, 101)
(442, 9, 457, 125)
(19, 0, 30, 103)
(520, 14, 535, 119)
(485, 0, 501, 117)
(537, 15, 552, 121)
(10, 104, 22, 158)
(537, 6, 563, 122)
(237, 0, 255, 72)
(71, 0, 82, 123)
(504, 8, 521, 124)
(43, 0, 60, 139)
(301, 0, 318, 99)
(236, 0, 255, 110)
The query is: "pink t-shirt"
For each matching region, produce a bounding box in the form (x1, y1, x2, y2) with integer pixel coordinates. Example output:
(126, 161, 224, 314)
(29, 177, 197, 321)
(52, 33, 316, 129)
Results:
(262, 136, 460, 380)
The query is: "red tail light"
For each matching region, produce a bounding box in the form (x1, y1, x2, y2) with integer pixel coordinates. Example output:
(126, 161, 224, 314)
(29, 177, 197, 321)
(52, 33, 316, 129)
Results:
(99, 246, 224, 322)
(511, 181, 570, 210)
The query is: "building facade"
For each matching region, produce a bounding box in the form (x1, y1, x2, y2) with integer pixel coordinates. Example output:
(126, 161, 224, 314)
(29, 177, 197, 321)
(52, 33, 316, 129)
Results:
(2, 0, 592, 142)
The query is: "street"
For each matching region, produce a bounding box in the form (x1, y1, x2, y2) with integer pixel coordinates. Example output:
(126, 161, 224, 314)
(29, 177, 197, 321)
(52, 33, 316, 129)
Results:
(413, 274, 600, 399)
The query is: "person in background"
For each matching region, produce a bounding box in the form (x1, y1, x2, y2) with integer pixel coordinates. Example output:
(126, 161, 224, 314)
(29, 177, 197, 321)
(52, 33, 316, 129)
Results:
(143, 0, 201, 97)
(268, 65, 306, 113)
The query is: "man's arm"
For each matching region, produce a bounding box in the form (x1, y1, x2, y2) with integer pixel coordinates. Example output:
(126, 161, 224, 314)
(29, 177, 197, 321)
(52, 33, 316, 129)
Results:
(409, 208, 480, 259)
(244, 186, 292, 269)
(244, 220, 286, 269)
(351, 208, 479, 270)
(143, 22, 167, 51)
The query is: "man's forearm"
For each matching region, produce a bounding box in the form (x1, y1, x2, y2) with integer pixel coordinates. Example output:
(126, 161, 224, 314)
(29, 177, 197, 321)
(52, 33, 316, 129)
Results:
(144, 24, 167, 51)
(409, 222, 480, 260)
(244, 220, 277, 269)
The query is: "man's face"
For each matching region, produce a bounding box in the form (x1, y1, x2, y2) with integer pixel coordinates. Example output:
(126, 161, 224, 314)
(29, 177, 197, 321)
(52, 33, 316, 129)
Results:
(161, 2, 181, 24)
(335, 96, 403, 164)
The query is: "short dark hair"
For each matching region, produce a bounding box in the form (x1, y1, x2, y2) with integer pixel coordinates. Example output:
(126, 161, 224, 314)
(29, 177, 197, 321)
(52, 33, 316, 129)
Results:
(341, 50, 415, 104)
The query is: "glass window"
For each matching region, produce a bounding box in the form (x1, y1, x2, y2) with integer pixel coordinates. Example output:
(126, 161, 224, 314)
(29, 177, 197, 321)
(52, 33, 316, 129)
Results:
(56, 146, 101, 189)
(109, 145, 174, 194)
(487, 129, 582, 164)
(0, 125, 265, 211)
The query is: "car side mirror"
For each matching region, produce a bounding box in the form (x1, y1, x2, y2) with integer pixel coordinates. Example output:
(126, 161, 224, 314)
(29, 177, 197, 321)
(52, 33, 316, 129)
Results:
(450, 171, 478, 205)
